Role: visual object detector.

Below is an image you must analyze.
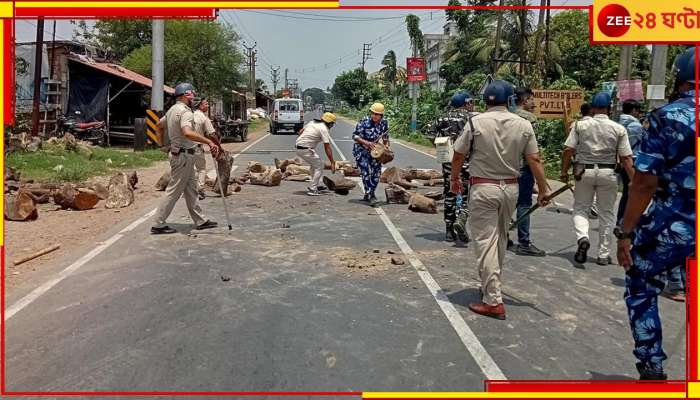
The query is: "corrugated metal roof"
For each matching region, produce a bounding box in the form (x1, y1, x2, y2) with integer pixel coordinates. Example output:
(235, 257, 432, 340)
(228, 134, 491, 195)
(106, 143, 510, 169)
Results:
(68, 54, 175, 94)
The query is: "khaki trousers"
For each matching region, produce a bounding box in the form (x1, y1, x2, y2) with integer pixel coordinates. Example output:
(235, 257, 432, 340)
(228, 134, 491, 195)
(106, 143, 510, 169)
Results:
(469, 183, 518, 306)
(154, 152, 207, 227)
(572, 166, 618, 259)
(296, 148, 324, 190)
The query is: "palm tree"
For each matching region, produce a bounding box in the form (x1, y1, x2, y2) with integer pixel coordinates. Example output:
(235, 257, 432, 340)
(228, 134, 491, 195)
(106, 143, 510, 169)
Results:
(380, 50, 398, 88)
(405, 14, 424, 57)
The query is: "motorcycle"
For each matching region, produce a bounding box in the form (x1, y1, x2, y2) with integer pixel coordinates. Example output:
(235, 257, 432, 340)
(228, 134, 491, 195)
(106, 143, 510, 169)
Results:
(56, 110, 107, 146)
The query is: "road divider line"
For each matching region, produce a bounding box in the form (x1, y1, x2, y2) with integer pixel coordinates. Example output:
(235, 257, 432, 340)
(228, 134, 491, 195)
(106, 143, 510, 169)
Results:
(324, 131, 503, 379)
(393, 140, 436, 159)
(329, 135, 347, 161)
(375, 207, 507, 381)
(232, 133, 270, 159)
(7, 135, 272, 321)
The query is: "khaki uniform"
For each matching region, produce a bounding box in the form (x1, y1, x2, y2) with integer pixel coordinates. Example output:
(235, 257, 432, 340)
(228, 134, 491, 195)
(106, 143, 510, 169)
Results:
(564, 114, 632, 259)
(153, 101, 207, 228)
(193, 110, 217, 191)
(296, 121, 331, 190)
(454, 106, 539, 305)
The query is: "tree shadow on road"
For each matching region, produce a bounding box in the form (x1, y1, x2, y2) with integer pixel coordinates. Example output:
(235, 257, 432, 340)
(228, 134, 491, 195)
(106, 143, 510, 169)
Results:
(446, 288, 553, 318)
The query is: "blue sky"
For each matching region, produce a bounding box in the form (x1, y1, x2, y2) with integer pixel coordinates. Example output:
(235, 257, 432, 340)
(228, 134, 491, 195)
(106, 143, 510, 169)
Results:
(14, 0, 592, 91)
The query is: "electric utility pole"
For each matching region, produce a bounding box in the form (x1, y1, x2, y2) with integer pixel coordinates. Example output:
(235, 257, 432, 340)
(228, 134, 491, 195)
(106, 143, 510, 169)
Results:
(151, 20, 165, 112)
(30, 19, 44, 137)
(243, 42, 257, 108)
(648, 45, 669, 109)
(271, 66, 280, 98)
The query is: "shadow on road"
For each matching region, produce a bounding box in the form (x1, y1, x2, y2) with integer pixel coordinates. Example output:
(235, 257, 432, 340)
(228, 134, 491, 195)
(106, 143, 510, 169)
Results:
(446, 288, 553, 318)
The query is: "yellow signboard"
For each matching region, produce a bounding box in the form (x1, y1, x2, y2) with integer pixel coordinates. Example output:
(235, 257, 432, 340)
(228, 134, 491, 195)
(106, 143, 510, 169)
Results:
(533, 90, 585, 120)
(592, 0, 700, 43)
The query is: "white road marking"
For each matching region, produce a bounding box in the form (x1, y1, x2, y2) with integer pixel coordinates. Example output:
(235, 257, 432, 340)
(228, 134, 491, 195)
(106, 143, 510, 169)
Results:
(232, 133, 270, 159)
(6, 136, 266, 321)
(6, 233, 125, 321)
(331, 134, 505, 381)
(328, 135, 347, 161)
(375, 207, 507, 381)
(393, 140, 436, 159)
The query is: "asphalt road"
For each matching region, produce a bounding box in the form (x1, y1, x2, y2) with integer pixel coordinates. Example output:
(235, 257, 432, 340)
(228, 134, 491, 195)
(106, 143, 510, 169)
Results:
(5, 112, 686, 393)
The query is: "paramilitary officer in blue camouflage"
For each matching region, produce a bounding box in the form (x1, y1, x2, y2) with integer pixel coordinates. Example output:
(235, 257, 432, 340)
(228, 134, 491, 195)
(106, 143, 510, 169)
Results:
(616, 47, 697, 380)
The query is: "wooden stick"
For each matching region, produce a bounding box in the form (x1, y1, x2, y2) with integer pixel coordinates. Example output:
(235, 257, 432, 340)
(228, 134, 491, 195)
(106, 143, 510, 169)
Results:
(14, 244, 60, 266)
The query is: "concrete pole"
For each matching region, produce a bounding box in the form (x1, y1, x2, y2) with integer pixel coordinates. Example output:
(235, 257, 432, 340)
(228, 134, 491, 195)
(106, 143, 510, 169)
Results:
(617, 45, 633, 81)
(151, 19, 165, 112)
(648, 45, 668, 109)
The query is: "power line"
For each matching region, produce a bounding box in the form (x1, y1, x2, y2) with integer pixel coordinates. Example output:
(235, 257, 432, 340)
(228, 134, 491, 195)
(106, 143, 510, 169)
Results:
(237, 9, 414, 22)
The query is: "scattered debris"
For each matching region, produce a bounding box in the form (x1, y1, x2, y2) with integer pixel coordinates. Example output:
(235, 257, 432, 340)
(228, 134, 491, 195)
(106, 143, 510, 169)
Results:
(285, 174, 311, 182)
(155, 171, 171, 191)
(284, 164, 311, 176)
(53, 186, 100, 210)
(231, 183, 242, 193)
(323, 175, 356, 195)
(220, 275, 231, 282)
(90, 183, 109, 200)
(275, 157, 304, 173)
(384, 183, 412, 204)
(14, 244, 60, 266)
(247, 161, 271, 174)
(213, 152, 235, 196)
(425, 178, 444, 187)
(391, 256, 406, 265)
(423, 191, 444, 201)
(372, 249, 380, 253)
(408, 193, 438, 214)
(105, 172, 135, 209)
(381, 167, 417, 189)
(405, 168, 442, 181)
(371, 143, 395, 164)
(4, 189, 38, 221)
(281, 223, 290, 228)
(249, 168, 283, 186)
(387, 250, 396, 255)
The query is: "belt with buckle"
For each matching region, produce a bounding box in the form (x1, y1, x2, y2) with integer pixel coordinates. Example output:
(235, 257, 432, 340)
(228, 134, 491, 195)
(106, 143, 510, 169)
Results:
(584, 163, 616, 169)
(172, 148, 196, 156)
(470, 177, 518, 185)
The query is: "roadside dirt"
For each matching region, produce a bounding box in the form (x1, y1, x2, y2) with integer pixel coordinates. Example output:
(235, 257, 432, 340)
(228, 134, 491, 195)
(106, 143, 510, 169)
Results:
(5, 123, 269, 290)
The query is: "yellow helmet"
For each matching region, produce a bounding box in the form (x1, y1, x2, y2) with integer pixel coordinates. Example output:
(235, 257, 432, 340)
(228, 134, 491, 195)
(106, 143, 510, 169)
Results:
(321, 112, 337, 124)
(369, 102, 385, 114)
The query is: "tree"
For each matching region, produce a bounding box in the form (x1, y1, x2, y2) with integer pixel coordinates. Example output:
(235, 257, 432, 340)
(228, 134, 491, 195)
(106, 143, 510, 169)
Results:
(119, 20, 244, 98)
(256, 79, 267, 92)
(380, 50, 398, 89)
(73, 20, 152, 60)
(405, 14, 424, 57)
(303, 87, 326, 105)
(331, 69, 381, 108)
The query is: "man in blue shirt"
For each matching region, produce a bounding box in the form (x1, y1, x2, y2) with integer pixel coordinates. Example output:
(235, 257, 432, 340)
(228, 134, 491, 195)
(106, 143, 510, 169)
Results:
(616, 47, 697, 380)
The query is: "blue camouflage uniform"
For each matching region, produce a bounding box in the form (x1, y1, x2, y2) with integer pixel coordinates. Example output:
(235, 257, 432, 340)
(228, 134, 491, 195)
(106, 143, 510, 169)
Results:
(625, 90, 696, 373)
(353, 116, 389, 197)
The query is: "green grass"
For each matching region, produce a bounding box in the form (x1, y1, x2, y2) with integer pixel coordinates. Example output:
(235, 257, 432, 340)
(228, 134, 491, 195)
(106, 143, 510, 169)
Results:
(249, 117, 269, 131)
(7, 147, 167, 183)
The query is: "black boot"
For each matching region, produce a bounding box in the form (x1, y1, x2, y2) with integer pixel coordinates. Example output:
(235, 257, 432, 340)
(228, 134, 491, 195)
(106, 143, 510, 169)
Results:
(636, 362, 667, 380)
(446, 224, 457, 242)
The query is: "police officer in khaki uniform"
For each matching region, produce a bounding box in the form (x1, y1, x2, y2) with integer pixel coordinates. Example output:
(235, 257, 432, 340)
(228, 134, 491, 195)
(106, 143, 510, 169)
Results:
(451, 80, 550, 320)
(151, 83, 221, 235)
(560, 92, 634, 265)
(192, 97, 217, 200)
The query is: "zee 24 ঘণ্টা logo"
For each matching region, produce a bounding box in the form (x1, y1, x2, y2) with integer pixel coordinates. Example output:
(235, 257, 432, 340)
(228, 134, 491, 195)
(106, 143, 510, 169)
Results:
(595, 1, 700, 42)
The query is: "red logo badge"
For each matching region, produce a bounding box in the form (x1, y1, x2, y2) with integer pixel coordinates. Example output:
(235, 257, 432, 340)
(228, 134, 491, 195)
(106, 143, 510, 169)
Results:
(597, 4, 632, 37)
